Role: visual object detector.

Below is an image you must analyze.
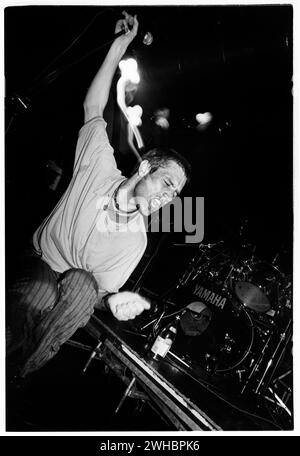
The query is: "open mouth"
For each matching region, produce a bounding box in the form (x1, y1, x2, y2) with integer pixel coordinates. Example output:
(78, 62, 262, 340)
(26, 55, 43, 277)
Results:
(150, 198, 161, 211)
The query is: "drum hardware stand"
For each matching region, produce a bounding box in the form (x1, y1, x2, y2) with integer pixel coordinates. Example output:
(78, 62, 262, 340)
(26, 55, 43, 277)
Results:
(240, 331, 274, 395)
(160, 243, 215, 292)
(273, 369, 292, 383)
(139, 279, 179, 335)
(114, 376, 137, 414)
(187, 247, 212, 283)
(82, 337, 106, 373)
(255, 319, 292, 396)
(221, 242, 251, 292)
(66, 332, 148, 416)
(221, 262, 237, 292)
(236, 368, 247, 383)
(204, 353, 218, 375)
(266, 364, 292, 417)
(181, 241, 226, 284)
(263, 387, 292, 421)
(190, 252, 228, 283)
(65, 337, 106, 373)
(148, 308, 166, 339)
(266, 386, 292, 417)
(264, 361, 292, 426)
(220, 333, 236, 354)
(221, 249, 246, 293)
(241, 318, 291, 399)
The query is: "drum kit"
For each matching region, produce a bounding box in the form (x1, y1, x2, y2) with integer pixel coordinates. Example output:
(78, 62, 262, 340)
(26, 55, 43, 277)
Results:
(171, 234, 292, 416)
(131, 221, 292, 426)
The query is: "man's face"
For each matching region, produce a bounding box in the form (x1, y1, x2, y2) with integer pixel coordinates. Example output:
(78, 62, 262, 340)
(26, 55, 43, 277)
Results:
(134, 160, 187, 216)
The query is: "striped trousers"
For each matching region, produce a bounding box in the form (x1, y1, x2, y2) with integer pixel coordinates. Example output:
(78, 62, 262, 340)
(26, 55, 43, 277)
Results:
(7, 251, 98, 377)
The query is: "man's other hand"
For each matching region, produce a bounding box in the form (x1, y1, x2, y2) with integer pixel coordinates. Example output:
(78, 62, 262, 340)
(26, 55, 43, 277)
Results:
(107, 291, 150, 321)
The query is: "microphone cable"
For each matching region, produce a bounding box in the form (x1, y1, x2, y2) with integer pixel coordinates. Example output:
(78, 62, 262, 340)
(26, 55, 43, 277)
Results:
(32, 8, 111, 85)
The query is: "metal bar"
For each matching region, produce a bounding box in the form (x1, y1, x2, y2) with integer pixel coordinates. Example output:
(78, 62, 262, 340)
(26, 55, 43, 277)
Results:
(107, 340, 220, 430)
(65, 339, 93, 352)
(115, 377, 136, 414)
(82, 340, 104, 373)
(83, 314, 221, 429)
(256, 320, 292, 395)
(140, 382, 188, 431)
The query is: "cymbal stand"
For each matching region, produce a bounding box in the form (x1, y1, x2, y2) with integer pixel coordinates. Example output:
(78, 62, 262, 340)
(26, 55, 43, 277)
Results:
(268, 370, 292, 417)
(255, 319, 292, 396)
(178, 245, 210, 286)
(190, 246, 229, 283)
(240, 331, 273, 395)
(221, 251, 242, 292)
(241, 317, 291, 398)
(222, 262, 236, 292)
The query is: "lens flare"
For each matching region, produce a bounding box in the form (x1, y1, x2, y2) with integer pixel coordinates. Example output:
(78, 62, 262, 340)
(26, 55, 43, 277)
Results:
(127, 105, 143, 127)
(127, 124, 143, 162)
(154, 107, 170, 130)
(117, 60, 144, 159)
(119, 58, 140, 84)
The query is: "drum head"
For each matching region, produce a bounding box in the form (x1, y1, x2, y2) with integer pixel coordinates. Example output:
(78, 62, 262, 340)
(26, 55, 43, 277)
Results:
(235, 281, 271, 313)
(180, 301, 212, 336)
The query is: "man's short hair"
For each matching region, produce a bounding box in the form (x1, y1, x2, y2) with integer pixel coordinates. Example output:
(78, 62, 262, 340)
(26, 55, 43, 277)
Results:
(134, 147, 192, 184)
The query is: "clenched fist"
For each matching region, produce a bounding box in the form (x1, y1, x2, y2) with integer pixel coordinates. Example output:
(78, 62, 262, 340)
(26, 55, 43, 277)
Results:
(106, 291, 150, 321)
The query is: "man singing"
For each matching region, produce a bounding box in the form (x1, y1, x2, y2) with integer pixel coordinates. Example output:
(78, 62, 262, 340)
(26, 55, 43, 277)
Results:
(7, 11, 191, 377)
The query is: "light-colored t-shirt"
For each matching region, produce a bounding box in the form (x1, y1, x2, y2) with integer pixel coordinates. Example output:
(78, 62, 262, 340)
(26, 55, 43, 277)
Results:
(33, 117, 147, 294)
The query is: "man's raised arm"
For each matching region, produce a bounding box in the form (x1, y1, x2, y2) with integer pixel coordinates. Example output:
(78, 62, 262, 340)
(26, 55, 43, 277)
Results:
(83, 11, 138, 123)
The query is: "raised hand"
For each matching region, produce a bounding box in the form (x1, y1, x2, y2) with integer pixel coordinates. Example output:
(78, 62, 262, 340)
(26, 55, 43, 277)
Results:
(114, 11, 139, 46)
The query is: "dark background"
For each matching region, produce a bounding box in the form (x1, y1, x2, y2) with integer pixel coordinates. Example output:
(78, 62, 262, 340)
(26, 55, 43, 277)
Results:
(4, 4, 293, 432)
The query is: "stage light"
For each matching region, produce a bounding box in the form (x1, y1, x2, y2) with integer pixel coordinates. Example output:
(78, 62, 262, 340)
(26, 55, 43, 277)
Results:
(155, 117, 169, 129)
(153, 107, 170, 130)
(196, 112, 213, 126)
(119, 58, 140, 84)
(195, 112, 213, 132)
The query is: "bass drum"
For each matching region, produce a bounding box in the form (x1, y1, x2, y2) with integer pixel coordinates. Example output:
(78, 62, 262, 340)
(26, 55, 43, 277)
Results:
(212, 303, 254, 373)
(172, 282, 254, 373)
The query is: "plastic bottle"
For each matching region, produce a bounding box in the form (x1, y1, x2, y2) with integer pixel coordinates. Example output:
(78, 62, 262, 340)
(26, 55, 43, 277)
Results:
(150, 314, 181, 360)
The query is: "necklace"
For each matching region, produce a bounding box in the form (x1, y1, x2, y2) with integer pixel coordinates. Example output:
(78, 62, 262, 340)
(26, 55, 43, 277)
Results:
(113, 184, 139, 215)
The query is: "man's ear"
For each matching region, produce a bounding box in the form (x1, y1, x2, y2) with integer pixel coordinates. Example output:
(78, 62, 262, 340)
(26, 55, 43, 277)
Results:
(138, 160, 151, 177)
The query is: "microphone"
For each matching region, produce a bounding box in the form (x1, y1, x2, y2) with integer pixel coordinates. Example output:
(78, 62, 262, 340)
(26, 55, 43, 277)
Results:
(141, 31, 153, 46)
(114, 28, 153, 46)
